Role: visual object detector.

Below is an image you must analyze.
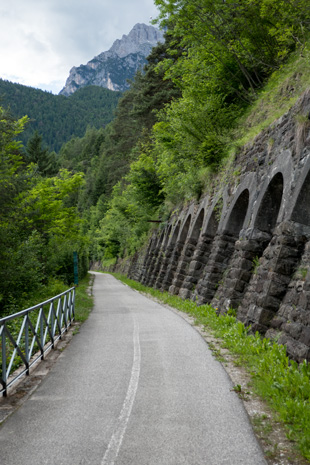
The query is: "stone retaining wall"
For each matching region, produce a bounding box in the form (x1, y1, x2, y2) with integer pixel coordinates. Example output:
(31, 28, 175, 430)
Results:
(115, 90, 310, 362)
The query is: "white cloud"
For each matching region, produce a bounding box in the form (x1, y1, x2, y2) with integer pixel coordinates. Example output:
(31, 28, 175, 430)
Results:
(0, 0, 159, 94)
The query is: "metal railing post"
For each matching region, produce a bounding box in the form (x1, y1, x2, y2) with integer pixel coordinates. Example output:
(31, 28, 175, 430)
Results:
(51, 301, 55, 349)
(2, 325, 7, 397)
(40, 308, 44, 361)
(72, 287, 76, 320)
(25, 314, 29, 376)
(64, 293, 68, 331)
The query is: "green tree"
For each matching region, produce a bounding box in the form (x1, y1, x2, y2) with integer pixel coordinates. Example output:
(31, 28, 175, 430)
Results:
(0, 107, 88, 313)
(0, 107, 44, 312)
(89, 33, 182, 202)
(21, 169, 85, 240)
(154, 0, 310, 100)
(146, 0, 310, 202)
(25, 130, 58, 175)
(95, 144, 164, 261)
(0, 107, 27, 218)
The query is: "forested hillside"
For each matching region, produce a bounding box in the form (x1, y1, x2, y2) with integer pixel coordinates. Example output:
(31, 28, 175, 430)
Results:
(0, 107, 88, 315)
(1, 0, 310, 316)
(0, 79, 121, 151)
(81, 0, 310, 265)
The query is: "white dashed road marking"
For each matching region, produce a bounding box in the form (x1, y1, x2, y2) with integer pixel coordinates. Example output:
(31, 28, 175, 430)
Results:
(101, 317, 141, 465)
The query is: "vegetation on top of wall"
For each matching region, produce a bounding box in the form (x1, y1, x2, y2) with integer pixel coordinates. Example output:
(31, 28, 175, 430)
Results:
(86, 0, 310, 263)
(236, 42, 310, 147)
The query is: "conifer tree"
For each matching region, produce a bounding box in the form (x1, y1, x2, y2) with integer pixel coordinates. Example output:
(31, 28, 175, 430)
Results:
(25, 131, 58, 175)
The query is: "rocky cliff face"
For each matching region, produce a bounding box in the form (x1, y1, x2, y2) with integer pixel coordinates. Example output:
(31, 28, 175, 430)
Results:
(59, 23, 164, 96)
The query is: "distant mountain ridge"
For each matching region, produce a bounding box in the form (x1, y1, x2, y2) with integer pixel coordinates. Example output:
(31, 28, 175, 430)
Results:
(59, 23, 164, 96)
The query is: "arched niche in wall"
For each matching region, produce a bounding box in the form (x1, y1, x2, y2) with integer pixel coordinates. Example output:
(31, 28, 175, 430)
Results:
(254, 172, 284, 233)
(157, 229, 166, 248)
(170, 221, 181, 247)
(225, 189, 249, 235)
(180, 215, 192, 244)
(178, 204, 220, 299)
(147, 238, 153, 250)
(191, 209, 205, 242)
(197, 200, 221, 266)
(142, 228, 166, 284)
(147, 229, 165, 260)
(198, 190, 249, 301)
(205, 203, 221, 237)
(164, 225, 172, 248)
(291, 168, 310, 227)
(163, 214, 193, 291)
(208, 189, 251, 310)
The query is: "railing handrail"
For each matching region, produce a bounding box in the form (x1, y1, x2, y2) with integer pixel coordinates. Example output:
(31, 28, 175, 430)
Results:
(0, 287, 75, 324)
(0, 287, 75, 397)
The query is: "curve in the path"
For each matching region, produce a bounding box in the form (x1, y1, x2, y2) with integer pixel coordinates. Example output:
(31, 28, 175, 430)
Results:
(0, 272, 267, 465)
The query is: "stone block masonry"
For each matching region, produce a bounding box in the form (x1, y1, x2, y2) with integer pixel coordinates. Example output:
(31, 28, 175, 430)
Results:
(119, 89, 310, 362)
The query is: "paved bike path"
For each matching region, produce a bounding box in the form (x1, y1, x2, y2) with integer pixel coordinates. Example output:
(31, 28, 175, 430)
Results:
(0, 272, 267, 464)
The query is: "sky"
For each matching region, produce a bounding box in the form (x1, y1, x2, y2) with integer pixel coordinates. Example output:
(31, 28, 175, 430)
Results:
(0, 0, 160, 94)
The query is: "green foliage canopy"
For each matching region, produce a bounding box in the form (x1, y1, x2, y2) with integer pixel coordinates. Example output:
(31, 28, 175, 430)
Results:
(0, 106, 87, 314)
(93, 0, 310, 260)
(4, 1, 310, 271)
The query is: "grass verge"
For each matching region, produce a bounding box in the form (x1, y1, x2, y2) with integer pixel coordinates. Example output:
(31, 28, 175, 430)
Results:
(111, 272, 310, 463)
(74, 274, 94, 323)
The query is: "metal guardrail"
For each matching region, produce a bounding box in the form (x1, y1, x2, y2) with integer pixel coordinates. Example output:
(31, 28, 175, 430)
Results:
(0, 287, 75, 397)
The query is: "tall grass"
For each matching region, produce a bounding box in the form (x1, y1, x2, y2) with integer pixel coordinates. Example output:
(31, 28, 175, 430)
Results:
(236, 42, 310, 147)
(74, 274, 94, 322)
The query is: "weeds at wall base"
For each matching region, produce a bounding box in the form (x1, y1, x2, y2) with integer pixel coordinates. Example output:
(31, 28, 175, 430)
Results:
(111, 272, 310, 463)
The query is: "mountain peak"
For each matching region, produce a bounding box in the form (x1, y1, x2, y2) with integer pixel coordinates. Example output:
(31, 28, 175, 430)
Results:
(109, 23, 164, 58)
(59, 23, 164, 96)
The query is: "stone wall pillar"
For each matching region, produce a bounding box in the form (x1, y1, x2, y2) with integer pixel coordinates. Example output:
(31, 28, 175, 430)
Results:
(160, 240, 185, 291)
(237, 222, 306, 333)
(127, 251, 139, 280)
(178, 233, 215, 300)
(169, 237, 197, 295)
(146, 246, 166, 287)
(265, 237, 310, 362)
(211, 229, 271, 313)
(140, 239, 160, 285)
(192, 232, 238, 305)
(154, 243, 177, 289)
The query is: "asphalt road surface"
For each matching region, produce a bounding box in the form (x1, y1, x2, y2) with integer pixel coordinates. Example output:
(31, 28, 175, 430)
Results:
(0, 272, 267, 465)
